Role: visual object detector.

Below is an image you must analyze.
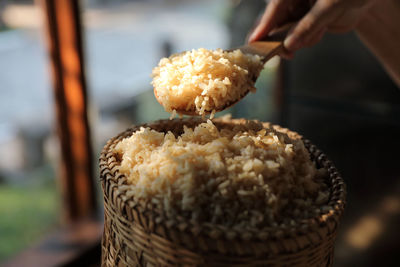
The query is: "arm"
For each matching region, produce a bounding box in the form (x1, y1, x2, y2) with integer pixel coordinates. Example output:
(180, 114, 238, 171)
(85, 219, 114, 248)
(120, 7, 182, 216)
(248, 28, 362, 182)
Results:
(248, 0, 400, 87)
(355, 0, 400, 86)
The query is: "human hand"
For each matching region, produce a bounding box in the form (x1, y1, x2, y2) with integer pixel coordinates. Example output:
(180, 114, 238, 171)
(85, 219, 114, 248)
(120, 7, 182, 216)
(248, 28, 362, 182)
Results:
(248, 0, 377, 57)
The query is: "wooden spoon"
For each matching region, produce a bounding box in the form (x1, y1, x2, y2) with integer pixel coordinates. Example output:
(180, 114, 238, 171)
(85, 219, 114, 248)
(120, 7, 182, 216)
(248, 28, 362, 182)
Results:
(154, 23, 293, 116)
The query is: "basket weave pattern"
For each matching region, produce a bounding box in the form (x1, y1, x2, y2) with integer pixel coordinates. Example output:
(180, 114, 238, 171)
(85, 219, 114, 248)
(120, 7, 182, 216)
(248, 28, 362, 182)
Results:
(100, 119, 346, 267)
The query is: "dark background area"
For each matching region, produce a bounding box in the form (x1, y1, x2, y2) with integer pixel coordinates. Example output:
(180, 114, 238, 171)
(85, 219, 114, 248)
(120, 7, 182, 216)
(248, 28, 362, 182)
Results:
(284, 32, 400, 267)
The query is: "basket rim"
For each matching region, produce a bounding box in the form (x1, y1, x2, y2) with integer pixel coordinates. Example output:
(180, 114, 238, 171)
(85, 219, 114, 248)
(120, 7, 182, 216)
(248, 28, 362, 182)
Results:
(99, 117, 346, 242)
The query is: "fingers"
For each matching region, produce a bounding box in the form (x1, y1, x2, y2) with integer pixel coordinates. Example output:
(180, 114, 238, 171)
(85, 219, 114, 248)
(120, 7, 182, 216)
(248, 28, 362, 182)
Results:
(284, 0, 338, 51)
(248, 0, 290, 43)
(303, 27, 326, 47)
(279, 27, 324, 60)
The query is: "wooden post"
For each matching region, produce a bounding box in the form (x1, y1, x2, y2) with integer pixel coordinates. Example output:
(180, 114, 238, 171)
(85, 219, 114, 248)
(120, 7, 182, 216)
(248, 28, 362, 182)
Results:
(41, 0, 96, 222)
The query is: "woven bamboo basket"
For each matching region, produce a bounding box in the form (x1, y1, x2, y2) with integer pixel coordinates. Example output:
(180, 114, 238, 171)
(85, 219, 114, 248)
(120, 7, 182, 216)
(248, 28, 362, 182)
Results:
(100, 118, 346, 267)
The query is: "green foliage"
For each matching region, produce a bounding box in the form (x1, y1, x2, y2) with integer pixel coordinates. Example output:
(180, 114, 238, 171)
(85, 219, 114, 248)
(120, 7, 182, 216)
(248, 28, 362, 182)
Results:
(0, 181, 59, 262)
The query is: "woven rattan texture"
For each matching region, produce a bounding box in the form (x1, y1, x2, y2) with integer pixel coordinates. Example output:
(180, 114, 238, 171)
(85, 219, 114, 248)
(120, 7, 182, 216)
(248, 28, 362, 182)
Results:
(100, 118, 346, 267)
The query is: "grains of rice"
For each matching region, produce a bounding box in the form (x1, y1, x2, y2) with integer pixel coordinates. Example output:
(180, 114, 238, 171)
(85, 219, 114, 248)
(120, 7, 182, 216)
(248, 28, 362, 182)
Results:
(114, 119, 329, 228)
(152, 48, 264, 116)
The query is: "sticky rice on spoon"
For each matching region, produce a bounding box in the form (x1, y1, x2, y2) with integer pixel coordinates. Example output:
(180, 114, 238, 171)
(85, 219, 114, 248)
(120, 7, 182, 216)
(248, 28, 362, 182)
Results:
(152, 48, 264, 118)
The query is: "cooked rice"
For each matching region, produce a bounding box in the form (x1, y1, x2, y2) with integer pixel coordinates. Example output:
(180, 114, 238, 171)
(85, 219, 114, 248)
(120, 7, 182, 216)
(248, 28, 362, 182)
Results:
(114, 119, 329, 228)
(152, 48, 263, 116)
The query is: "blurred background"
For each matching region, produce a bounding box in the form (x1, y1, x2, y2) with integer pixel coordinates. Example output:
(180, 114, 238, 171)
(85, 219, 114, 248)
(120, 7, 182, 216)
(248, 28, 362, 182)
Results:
(0, 0, 399, 266)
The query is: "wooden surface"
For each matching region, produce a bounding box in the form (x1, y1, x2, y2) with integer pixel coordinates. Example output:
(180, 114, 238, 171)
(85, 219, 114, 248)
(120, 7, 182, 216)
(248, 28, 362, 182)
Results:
(2, 219, 103, 267)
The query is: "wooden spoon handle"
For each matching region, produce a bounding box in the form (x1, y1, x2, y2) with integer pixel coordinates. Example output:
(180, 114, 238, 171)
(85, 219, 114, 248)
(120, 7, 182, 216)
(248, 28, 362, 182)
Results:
(239, 22, 296, 63)
(239, 41, 283, 63)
